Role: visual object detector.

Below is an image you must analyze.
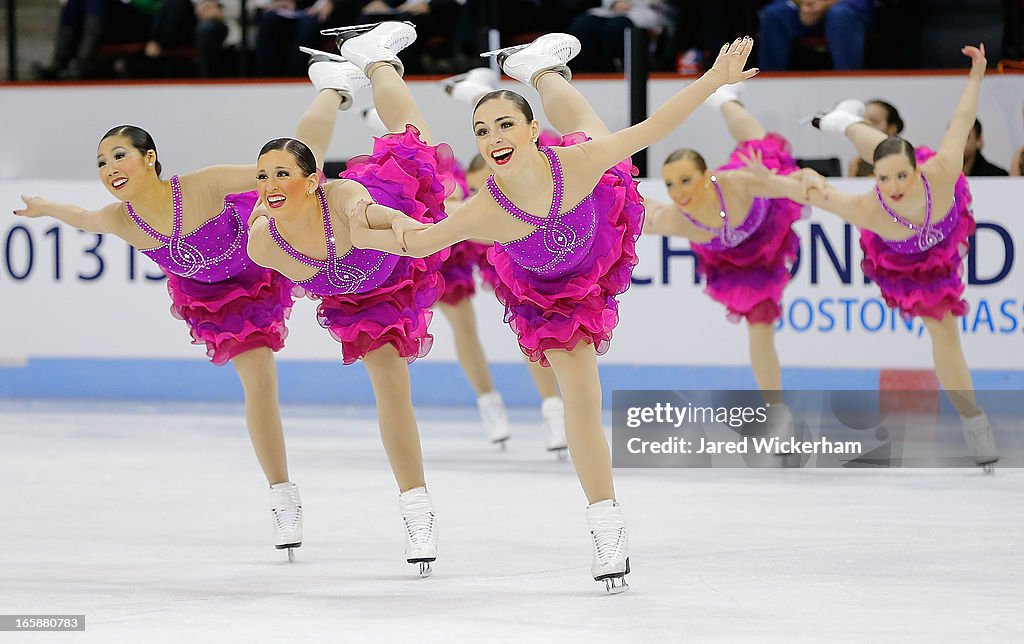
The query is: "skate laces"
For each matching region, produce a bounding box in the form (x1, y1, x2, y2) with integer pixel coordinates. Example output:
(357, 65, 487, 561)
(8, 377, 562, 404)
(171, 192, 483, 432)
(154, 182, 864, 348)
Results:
(271, 487, 301, 533)
(591, 515, 626, 564)
(402, 496, 435, 545)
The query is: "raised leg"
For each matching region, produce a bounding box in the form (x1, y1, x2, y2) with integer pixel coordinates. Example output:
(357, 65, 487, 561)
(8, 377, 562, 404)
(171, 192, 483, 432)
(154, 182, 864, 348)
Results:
(535, 72, 610, 139)
(367, 62, 434, 143)
(846, 121, 888, 164)
(294, 89, 343, 169)
(720, 101, 766, 144)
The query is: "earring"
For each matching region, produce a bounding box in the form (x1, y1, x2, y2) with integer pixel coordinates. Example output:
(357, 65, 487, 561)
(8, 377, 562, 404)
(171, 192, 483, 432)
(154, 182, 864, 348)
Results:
(148, 162, 154, 167)
(307, 189, 314, 195)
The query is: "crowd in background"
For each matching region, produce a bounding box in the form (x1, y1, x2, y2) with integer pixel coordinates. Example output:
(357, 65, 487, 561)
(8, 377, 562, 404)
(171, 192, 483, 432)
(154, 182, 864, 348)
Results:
(29, 0, 1023, 81)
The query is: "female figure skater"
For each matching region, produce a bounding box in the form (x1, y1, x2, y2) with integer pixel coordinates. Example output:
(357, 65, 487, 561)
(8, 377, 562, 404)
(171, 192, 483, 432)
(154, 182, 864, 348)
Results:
(370, 76, 569, 455)
(10, 73, 369, 561)
(441, 155, 567, 454)
(246, 22, 451, 576)
(349, 32, 758, 591)
(641, 82, 808, 446)
(750, 43, 998, 471)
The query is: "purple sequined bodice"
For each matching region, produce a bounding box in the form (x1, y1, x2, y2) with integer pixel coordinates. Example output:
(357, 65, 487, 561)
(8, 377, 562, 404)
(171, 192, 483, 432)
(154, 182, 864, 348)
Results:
(678, 175, 768, 252)
(126, 175, 257, 283)
(487, 146, 598, 278)
(267, 186, 399, 296)
(874, 173, 959, 254)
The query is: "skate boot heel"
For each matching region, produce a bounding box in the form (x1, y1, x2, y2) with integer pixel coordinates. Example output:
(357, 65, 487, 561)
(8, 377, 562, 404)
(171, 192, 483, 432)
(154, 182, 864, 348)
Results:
(597, 558, 630, 594)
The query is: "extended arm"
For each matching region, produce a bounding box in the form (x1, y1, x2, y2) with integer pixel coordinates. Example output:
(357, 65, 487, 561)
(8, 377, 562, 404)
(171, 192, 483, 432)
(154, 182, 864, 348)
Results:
(189, 164, 260, 197)
(350, 200, 494, 257)
(574, 38, 758, 173)
(933, 45, 987, 177)
(14, 196, 126, 235)
(740, 152, 870, 227)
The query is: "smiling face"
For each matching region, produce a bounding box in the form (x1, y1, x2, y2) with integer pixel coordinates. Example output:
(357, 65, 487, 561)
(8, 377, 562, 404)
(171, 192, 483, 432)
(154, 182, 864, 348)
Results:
(255, 149, 319, 214)
(662, 157, 708, 208)
(472, 97, 540, 174)
(96, 135, 154, 200)
(873, 153, 919, 202)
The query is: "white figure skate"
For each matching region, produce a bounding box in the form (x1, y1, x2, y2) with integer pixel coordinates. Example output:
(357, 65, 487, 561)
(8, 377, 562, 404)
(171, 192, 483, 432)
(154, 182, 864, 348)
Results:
(269, 481, 303, 563)
(399, 486, 437, 576)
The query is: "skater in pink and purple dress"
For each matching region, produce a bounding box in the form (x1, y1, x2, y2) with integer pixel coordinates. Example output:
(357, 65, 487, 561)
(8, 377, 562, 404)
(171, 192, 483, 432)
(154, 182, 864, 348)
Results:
(348, 32, 758, 592)
(246, 22, 455, 576)
(748, 43, 998, 471)
(13, 81, 359, 561)
(642, 82, 809, 443)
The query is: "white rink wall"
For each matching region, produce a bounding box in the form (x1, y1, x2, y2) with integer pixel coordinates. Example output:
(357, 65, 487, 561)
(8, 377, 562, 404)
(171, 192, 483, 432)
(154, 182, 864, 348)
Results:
(2, 74, 1024, 180)
(1, 75, 1023, 402)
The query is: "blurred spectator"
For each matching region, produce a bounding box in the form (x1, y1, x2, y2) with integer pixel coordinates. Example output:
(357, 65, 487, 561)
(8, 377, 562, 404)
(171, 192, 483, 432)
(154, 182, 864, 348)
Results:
(1004, 0, 1023, 60)
(32, 0, 155, 80)
(757, 0, 873, 71)
(254, 0, 358, 77)
(849, 99, 904, 176)
(672, 1, 751, 73)
(179, 0, 250, 77)
(569, 0, 671, 72)
(964, 119, 1008, 176)
(143, 0, 201, 67)
(356, 0, 465, 73)
(190, 0, 232, 77)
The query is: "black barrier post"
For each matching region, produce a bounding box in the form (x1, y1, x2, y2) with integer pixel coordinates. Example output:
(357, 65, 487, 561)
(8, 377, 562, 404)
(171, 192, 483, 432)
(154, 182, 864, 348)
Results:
(239, 0, 248, 76)
(6, 0, 16, 81)
(625, 26, 648, 176)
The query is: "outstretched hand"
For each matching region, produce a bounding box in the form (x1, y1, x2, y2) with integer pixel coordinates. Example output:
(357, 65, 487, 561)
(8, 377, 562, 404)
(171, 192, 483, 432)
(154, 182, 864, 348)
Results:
(738, 149, 775, 182)
(962, 43, 986, 74)
(707, 37, 759, 86)
(13, 195, 47, 218)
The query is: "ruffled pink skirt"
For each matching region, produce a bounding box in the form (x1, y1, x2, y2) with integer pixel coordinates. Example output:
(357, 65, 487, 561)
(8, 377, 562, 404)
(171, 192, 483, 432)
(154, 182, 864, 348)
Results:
(487, 132, 645, 366)
(860, 147, 974, 320)
(697, 134, 805, 324)
(165, 263, 297, 366)
(315, 124, 454, 364)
